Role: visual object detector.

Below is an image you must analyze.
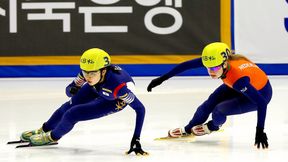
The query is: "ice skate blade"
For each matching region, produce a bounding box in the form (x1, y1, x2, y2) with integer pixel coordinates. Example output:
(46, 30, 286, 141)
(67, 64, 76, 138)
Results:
(7, 140, 28, 144)
(16, 142, 58, 148)
(154, 135, 196, 142)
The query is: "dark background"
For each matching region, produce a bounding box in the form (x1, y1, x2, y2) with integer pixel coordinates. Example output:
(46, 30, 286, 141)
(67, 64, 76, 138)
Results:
(0, 0, 220, 56)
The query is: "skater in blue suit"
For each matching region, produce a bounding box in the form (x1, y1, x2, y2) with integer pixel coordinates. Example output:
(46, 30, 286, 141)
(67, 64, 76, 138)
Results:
(20, 48, 149, 155)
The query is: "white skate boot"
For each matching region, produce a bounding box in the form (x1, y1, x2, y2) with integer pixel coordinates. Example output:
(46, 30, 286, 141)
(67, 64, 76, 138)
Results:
(168, 127, 189, 138)
(191, 124, 211, 136)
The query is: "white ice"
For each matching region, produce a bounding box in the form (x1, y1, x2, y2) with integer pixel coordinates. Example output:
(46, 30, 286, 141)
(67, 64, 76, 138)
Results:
(0, 76, 287, 162)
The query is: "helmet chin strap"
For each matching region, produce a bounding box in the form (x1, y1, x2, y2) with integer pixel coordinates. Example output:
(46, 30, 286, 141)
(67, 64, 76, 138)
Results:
(219, 62, 230, 79)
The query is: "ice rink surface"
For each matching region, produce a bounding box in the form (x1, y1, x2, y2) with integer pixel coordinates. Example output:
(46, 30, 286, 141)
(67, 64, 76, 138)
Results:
(0, 76, 287, 162)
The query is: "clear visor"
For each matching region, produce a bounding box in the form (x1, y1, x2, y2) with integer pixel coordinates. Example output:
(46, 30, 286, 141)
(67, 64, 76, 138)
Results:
(82, 70, 99, 77)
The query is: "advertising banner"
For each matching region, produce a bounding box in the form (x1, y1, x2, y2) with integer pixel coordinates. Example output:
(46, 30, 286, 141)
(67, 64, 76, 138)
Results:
(0, 0, 220, 56)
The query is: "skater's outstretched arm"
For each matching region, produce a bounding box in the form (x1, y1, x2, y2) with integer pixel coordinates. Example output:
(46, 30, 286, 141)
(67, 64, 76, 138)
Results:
(147, 58, 204, 92)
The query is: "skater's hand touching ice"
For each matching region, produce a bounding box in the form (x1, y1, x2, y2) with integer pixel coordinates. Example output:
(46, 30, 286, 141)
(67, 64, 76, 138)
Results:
(254, 127, 268, 149)
(126, 137, 149, 156)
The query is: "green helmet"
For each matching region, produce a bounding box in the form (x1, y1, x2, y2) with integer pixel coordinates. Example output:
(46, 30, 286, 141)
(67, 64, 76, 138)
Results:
(201, 42, 231, 68)
(80, 48, 111, 71)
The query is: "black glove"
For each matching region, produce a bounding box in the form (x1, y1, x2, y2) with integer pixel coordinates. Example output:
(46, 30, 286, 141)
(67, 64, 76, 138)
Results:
(69, 86, 80, 95)
(65, 82, 81, 97)
(255, 127, 268, 149)
(126, 137, 149, 156)
(147, 75, 169, 92)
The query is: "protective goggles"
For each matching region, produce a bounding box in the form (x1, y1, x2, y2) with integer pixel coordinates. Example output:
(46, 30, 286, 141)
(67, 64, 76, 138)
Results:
(82, 70, 99, 77)
(207, 65, 222, 72)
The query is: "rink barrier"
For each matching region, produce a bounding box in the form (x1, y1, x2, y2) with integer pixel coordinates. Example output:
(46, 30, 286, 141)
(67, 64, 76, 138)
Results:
(0, 64, 287, 77)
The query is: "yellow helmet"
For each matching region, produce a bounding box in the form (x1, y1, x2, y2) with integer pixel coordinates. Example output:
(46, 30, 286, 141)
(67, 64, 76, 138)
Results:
(201, 42, 231, 68)
(80, 48, 111, 71)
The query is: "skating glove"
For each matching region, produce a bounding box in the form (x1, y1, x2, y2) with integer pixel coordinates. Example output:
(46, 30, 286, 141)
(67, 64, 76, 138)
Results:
(126, 137, 149, 156)
(254, 127, 268, 149)
(65, 82, 81, 97)
(147, 75, 169, 92)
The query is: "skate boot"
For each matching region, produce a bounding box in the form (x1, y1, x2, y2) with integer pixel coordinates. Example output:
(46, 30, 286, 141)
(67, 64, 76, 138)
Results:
(168, 127, 190, 138)
(29, 131, 56, 146)
(20, 127, 44, 142)
(191, 124, 212, 136)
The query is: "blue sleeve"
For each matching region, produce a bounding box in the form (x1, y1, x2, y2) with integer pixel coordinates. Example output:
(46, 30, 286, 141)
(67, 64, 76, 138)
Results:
(163, 58, 204, 79)
(117, 86, 145, 139)
(65, 72, 86, 97)
(233, 77, 268, 129)
(65, 81, 76, 97)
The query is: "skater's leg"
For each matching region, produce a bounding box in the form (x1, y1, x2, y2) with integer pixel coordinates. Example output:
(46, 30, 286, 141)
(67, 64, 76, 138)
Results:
(184, 84, 240, 133)
(50, 98, 126, 140)
(22, 84, 98, 141)
(209, 96, 258, 129)
(43, 84, 98, 131)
